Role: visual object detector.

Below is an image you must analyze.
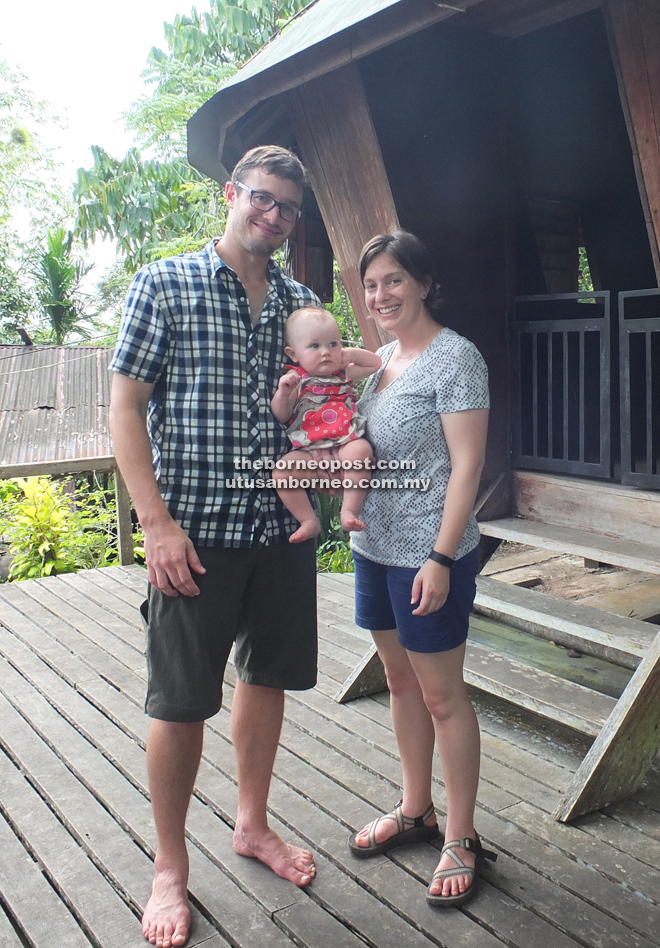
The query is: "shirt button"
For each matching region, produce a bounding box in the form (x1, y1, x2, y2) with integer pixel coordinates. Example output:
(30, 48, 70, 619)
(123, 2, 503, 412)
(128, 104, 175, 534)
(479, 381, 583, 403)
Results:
(240, 297, 246, 302)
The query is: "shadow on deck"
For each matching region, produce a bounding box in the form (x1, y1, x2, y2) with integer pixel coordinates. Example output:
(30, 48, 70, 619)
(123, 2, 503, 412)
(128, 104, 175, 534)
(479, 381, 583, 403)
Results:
(0, 566, 658, 948)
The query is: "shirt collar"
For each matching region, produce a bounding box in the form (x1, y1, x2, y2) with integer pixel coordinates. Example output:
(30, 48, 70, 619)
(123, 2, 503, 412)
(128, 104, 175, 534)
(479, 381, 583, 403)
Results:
(206, 239, 288, 289)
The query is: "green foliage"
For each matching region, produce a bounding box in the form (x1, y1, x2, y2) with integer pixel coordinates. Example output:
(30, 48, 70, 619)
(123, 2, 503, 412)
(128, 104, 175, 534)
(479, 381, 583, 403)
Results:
(0, 477, 120, 580)
(30, 228, 97, 344)
(76, 146, 225, 271)
(74, 1, 309, 270)
(0, 236, 36, 342)
(326, 264, 361, 344)
(159, 1, 310, 67)
(0, 475, 147, 581)
(578, 246, 594, 294)
(314, 492, 354, 573)
(0, 58, 69, 235)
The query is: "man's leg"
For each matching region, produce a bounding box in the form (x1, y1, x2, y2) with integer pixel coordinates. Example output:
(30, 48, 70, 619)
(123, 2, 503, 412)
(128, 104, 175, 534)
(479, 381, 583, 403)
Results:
(231, 680, 315, 885)
(143, 719, 204, 948)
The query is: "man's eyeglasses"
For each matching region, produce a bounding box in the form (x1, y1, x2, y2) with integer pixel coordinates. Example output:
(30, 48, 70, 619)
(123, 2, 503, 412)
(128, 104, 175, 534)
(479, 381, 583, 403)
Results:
(233, 181, 302, 223)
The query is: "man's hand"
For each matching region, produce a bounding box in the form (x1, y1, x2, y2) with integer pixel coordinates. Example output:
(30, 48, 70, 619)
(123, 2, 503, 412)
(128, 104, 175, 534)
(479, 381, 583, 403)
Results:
(144, 517, 206, 597)
(410, 560, 450, 615)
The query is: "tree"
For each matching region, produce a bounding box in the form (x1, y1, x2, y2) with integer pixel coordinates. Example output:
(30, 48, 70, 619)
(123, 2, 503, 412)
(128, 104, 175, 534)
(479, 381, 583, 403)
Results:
(74, 0, 309, 271)
(0, 58, 68, 232)
(31, 228, 97, 344)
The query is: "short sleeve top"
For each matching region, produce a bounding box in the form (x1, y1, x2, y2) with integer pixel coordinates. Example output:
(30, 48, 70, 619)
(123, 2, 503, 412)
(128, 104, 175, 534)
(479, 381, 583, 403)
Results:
(350, 328, 489, 568)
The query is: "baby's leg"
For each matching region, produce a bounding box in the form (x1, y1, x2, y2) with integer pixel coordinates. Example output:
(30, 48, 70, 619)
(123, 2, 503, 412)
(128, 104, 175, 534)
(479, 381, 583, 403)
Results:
(275, 449, 321, 543)
(337, 438, 374, 532)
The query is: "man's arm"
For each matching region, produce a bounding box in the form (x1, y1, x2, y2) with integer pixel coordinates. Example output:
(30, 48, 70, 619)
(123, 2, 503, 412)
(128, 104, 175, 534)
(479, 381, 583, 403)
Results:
(342, 347, 382, 382)
(110, 373, 205, 597)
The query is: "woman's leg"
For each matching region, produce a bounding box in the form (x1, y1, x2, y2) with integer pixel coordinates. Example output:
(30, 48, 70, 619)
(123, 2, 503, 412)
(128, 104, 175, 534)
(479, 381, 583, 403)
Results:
(352, 629, 437, 846)
(407, 643, 481, 897)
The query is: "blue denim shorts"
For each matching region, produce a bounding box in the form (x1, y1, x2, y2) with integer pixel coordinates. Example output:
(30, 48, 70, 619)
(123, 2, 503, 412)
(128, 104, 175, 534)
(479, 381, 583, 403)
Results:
(353, 546, 480, 653)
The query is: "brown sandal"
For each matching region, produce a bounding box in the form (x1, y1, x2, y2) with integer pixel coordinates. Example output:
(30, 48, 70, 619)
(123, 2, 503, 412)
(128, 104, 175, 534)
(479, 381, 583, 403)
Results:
(348, 800, 440, 858)
(426, 834, 497, 907)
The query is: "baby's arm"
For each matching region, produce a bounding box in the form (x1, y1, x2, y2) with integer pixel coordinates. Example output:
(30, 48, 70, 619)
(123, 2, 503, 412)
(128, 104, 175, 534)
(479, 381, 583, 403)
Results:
(342, 347, 382, 382)
(271, 369, 300, 423)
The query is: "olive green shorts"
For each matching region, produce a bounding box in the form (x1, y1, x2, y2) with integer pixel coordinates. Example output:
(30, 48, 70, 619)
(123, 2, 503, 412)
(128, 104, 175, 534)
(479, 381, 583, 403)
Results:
(141, 540, 318, 722)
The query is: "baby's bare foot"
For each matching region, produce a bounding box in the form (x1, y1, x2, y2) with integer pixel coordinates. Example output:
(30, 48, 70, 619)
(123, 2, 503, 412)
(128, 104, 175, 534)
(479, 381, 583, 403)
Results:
(341, 511, 365, 532)
(289, 518, 321, 543)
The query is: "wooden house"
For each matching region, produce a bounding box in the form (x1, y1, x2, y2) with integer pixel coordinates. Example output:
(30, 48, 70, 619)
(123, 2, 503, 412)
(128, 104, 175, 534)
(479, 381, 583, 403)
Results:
(187, 0, 660, 819)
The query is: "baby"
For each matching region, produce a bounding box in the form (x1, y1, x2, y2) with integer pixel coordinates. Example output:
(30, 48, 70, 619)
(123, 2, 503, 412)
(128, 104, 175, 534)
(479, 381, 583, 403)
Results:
(271, 307, 382, 543)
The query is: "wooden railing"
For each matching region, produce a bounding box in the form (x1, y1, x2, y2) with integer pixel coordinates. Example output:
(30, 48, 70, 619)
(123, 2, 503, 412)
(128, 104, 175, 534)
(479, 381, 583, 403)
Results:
(511, 292, 611, 478)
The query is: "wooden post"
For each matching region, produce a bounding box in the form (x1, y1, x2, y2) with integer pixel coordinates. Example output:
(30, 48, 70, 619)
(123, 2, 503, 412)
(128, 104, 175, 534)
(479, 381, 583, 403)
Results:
(554, 627, 660, 821)
(289, 63, 400, 352)
(604, 0, 660, 282)
(114, 467, 135, 566)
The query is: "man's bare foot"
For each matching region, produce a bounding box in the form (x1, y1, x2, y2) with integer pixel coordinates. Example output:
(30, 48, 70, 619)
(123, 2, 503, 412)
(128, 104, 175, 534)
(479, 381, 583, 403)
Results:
(233, 824, 316, 886)
(340, 511, 365, 532)
(142, 860, 190, 947)
(353, 808, 437, 848)
(428, 840, 476, 898)
(289, 518, 321, 543)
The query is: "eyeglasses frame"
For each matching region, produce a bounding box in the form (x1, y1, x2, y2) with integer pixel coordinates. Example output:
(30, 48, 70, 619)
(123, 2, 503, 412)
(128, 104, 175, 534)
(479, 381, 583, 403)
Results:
(232, 180, 302, 223)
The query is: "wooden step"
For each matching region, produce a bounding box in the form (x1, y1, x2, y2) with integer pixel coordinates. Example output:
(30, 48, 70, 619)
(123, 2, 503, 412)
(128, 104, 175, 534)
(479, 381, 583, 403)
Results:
(474, 576, 657, 669)
(463, 642, 615, 737)
(478, 517, 660, 574)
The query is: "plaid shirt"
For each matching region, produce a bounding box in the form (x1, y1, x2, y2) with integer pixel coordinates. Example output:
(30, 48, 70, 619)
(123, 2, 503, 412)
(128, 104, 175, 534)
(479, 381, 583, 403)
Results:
(110, 240, 320, 547)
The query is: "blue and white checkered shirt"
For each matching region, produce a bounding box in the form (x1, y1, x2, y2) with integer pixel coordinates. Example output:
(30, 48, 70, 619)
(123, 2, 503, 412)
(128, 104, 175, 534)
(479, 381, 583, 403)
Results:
(110, 240, 320, 547)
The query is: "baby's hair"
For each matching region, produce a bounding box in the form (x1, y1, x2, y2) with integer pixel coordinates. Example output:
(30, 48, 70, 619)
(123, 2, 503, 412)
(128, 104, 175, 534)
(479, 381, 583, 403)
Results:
(285, 306, 338, 346)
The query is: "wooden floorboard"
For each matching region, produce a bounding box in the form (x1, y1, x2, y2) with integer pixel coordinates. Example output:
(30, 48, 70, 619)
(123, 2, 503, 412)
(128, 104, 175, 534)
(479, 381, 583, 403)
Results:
(0, 565, 658, 947)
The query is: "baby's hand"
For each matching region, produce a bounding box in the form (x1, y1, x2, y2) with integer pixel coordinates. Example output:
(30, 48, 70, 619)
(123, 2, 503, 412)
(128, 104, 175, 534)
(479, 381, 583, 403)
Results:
(278, 369, 300, 394)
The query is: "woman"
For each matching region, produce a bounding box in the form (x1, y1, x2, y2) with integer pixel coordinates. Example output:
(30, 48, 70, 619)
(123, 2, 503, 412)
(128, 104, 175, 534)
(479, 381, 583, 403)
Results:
(347, 231, 496, 907)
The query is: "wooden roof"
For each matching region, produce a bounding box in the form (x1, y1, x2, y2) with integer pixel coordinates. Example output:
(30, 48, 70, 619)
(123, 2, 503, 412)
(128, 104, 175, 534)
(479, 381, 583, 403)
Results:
(0, 346, 113, 474)
(187, 0, 600, 181)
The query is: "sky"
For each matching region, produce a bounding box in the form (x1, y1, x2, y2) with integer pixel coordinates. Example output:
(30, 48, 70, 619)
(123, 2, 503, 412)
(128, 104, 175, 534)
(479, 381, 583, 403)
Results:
(2, 0, 194, 272)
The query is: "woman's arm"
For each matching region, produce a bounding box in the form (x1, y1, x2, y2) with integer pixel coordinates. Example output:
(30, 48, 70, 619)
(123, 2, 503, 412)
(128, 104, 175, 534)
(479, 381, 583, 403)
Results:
(411, 408, 489, 616)
(342, 347, 382, 382)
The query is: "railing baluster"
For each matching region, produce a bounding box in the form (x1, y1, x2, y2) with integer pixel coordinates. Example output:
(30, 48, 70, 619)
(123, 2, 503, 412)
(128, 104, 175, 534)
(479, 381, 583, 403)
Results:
(532, 332, 538, 459)
(646, 330, 653, 475)
(548, 331, 553, 459)
(563, 331, 569, 461)
(579, 331, 585, 462)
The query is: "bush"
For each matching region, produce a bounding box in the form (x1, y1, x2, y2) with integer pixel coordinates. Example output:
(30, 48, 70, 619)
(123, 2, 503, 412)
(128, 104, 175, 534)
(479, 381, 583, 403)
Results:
(0, 475, 121, 580)
(315, 492, 354, 573)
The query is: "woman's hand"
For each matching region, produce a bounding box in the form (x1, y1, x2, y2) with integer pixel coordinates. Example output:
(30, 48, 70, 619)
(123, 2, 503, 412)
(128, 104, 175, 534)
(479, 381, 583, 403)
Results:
(410, 560, 451, 615)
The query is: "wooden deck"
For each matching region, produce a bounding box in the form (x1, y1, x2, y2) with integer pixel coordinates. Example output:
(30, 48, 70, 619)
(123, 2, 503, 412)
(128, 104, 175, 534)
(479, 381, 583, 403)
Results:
(0, 565, 659, 948)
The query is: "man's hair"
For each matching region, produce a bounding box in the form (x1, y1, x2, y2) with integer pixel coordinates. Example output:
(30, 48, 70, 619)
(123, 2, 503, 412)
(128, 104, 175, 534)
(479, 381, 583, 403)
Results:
(232, 145, 309, 190)
(358, 230, 443, 319)
(285, 306, 335, 346)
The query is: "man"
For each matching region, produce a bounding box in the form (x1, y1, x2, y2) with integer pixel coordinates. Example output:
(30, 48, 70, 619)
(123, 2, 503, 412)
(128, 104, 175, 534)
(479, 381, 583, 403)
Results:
(110, 146, 320, 948)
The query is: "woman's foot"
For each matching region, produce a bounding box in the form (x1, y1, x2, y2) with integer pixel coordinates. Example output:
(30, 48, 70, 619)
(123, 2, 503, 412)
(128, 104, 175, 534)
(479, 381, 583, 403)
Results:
(349, 800, 439, 856)
(426, 834, 497, 907)
(428, 839, 475, 898)
(289, 518, 321, 543)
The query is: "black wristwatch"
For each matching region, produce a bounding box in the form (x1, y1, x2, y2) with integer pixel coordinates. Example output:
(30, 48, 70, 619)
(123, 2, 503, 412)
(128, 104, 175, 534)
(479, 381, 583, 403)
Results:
(428, 550, 455, 569)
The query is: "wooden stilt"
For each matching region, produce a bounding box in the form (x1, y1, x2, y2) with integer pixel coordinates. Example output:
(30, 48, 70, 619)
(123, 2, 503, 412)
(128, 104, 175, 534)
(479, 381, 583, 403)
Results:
(290, 63, 400, 351)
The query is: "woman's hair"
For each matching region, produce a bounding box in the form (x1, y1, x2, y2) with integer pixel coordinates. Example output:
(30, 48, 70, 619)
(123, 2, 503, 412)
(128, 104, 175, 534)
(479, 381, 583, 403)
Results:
(358, 230, 443, 321)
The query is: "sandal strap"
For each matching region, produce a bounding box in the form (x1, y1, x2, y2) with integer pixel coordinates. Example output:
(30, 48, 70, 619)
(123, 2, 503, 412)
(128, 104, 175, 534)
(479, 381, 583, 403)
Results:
(441, 835, 498, 863)
(366, 800, 435, 847)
